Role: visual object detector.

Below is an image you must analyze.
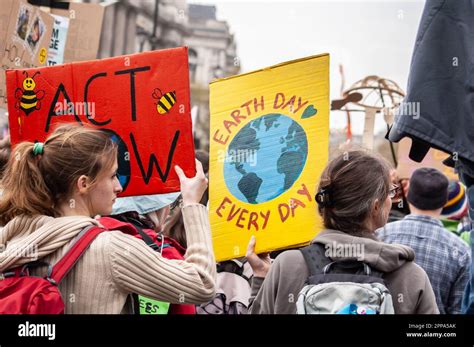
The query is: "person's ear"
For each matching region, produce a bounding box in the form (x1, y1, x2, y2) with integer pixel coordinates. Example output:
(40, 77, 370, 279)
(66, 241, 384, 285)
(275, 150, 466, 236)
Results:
(76, 175, 89, 194)
(372, 198, 380, 213)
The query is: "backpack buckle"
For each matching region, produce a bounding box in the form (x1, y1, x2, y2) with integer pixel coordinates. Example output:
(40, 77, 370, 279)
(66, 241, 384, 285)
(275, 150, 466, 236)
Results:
(44, 264, 57, 285)
(46, 277, 57, 286)
(149, 243, 160, 251)
(0, 272, 17, 279)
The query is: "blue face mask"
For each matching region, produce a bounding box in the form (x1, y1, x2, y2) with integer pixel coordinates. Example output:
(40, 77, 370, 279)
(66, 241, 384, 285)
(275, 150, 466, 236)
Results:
(111, 193, 180, 215)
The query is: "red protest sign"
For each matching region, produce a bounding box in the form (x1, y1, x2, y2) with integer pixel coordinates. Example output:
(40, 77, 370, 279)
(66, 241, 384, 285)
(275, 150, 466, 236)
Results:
(6, 47, 195, 197)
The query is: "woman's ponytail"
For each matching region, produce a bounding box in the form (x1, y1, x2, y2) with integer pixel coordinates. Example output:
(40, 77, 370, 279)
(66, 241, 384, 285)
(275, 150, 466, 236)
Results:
(0, 141, 55, 225)
(0, 123, 117, 226)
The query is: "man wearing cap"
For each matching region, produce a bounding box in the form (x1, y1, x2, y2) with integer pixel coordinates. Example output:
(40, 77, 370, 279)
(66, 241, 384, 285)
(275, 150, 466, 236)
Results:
(377, 168, 471, 314)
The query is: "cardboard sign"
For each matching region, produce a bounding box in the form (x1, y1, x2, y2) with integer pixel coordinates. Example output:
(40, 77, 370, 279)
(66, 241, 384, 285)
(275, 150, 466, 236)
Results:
(209, 54, 330, 261)
(0, 1, 106, 107)
(6, 47, 195, 196)
(50, 2, 105, 63)
(47, 14, 69, 66)
(0, 0, 15, 66)
(0, 0, 54, 107)
(397, 137, 457, 180)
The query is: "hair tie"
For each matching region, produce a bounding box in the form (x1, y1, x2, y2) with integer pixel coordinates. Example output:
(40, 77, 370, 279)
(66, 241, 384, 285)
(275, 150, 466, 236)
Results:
(315, 187, 334, 208)
(33, 142, 44, 156)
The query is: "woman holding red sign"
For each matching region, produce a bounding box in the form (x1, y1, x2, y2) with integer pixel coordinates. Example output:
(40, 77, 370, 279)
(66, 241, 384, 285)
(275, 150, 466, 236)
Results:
(0, 123, 215, 314)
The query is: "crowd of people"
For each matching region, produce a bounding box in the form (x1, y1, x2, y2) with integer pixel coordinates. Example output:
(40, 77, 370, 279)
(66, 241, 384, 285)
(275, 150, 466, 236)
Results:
(0, 123, 472, 314)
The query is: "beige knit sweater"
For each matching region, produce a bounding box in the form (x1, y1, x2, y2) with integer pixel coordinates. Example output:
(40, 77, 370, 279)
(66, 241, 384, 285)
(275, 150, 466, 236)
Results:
(0, 204, 216, 314)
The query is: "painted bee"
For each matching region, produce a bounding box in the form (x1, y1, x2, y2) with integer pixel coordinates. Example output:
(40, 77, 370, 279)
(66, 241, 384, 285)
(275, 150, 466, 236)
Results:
(15, 71, 45, 116)
(152, 88, 177, 114)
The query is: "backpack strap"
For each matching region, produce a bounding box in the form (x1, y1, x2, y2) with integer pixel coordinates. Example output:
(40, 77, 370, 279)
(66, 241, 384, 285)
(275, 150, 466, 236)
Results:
(49, 225, 106, 284)
(300, 243, 332, 277)
(121, 216, 162, 252)
(217, 259, 251, 282)
(133, 224, 160, 251)
(300, 242, 385, 279)
(368, 267, 384, 278)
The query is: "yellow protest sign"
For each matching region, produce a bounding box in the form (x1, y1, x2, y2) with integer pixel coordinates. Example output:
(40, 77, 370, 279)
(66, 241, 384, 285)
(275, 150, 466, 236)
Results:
(209, 54, 329, 262)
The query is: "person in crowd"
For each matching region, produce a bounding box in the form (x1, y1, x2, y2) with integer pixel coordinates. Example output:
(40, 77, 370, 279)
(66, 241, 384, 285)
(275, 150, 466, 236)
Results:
(387, 169, 410, 223)
(163, 149, 210, 248)
(0, 123, 216, 313)
(110, 192, 180, 234)
(440, 180, 471, 245)
(100, 192, 196, 315)
(377, 168, 471, 314)
(462, 231, 474, 314)
(163, 195, 187, 248)
(171, 149, 254, 314)
(246, 150, 439, 314)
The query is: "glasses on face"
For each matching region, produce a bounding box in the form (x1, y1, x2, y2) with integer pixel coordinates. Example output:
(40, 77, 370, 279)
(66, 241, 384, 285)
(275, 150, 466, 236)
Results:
(389, 184, 400, 199)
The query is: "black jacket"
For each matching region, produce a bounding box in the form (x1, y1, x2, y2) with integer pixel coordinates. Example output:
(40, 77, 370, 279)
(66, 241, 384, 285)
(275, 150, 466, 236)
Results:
(389, 0, 474, 175)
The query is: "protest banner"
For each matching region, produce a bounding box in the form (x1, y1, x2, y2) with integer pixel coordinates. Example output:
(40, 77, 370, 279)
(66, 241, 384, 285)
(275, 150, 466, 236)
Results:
(6, 47, 195, 196)
(0, 0, 106, 107)
(47, 14, 69, 66)
(209, 54, 329, 261)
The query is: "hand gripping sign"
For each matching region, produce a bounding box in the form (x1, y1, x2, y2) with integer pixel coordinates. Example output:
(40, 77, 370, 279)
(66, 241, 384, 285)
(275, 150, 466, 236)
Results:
(6, 47, 195, 196)
(209, 54, 330, 261)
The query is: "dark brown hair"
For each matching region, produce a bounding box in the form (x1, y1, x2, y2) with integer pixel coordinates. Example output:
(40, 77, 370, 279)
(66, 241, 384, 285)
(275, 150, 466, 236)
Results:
(317, 150, 391, 236)
(0, 123, 117, 224)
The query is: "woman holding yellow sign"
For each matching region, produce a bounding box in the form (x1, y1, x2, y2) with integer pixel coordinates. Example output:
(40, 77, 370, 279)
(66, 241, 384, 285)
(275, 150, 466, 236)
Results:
(246, 150, 438, 315)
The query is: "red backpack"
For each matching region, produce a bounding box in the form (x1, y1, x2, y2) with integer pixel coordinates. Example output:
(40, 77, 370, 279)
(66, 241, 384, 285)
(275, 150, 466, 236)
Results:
(99, 216, 196, 314)
(0, 226, 105, 314)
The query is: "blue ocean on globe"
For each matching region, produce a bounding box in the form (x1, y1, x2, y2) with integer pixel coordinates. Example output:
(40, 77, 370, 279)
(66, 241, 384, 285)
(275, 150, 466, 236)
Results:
(104, 130, 130, 191)
(224, 113, 308, 204)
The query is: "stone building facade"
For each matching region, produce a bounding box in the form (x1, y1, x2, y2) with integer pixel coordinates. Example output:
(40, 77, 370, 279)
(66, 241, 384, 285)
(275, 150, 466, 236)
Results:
(90, 0, 239, 150)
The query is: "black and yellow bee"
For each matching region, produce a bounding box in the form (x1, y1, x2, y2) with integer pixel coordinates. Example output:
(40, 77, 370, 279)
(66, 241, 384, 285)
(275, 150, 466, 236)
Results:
(152, 88, 177, 115)
(15, 71, 45, 116)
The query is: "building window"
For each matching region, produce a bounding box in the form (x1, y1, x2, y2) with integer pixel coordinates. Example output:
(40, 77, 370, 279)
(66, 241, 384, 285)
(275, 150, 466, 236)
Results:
(189, 48, 198, 83)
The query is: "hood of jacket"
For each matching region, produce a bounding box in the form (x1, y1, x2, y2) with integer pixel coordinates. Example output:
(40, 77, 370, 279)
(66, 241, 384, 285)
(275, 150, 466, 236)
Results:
(0, 214, 99, 272)
(313, 229, 415, 273)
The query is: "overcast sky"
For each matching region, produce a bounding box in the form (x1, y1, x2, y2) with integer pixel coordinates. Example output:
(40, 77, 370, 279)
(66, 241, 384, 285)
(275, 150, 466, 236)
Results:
(189, 0, 426, 134)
